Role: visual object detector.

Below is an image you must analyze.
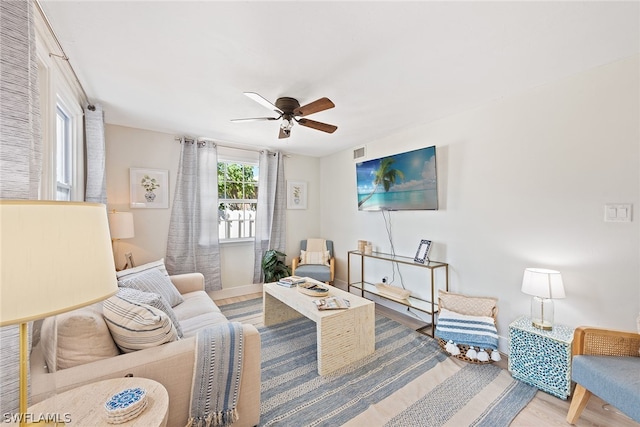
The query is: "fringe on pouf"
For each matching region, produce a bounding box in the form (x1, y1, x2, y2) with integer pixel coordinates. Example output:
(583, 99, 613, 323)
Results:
(186, 408, 239, 427)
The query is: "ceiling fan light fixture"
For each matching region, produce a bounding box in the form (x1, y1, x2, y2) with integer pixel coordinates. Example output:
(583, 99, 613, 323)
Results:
(280, 117, 294, 131)
(234, 92, 336, 138)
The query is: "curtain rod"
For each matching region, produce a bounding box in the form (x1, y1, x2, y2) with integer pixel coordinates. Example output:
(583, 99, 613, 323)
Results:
(174, 137, 265, 154)
(34, 1, 93, 109)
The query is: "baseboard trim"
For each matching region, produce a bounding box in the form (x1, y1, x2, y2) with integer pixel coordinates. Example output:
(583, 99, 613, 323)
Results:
(209, 283, 263, 300)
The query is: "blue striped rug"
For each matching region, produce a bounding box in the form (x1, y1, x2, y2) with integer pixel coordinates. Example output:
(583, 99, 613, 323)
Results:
(220, 298, 536, 426)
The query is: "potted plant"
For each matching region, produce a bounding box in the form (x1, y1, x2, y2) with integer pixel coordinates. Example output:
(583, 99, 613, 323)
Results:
(262, 249, 291, 282)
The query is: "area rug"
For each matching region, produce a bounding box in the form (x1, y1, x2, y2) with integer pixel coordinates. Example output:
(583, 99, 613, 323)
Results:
(219, 297, 537, 427)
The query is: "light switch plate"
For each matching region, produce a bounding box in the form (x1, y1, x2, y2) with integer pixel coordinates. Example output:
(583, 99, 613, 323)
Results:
(604, 204, 632, 222)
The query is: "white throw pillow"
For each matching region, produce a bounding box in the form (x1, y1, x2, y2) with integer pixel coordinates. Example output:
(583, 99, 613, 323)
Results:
(116, 258, 169, 281)
(118, 267, 184, 307)
(438, 290, 497, 318)
(300, 250, 330, 266)
(40, 303, 120, 372)
(103, 293, 178, 353)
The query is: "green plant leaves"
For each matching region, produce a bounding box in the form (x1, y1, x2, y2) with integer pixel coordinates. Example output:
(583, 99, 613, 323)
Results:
(262, 249, 291, 282)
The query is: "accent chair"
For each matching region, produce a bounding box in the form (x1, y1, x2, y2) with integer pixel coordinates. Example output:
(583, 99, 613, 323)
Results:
(291, 239, 335, 284)
(566, 326, 640, 424)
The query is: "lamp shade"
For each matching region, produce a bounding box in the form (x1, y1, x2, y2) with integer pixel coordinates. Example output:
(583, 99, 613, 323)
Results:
(0, 201, 118, 326)
(108, 211, 135, 239)
(521, 268, 565, 299)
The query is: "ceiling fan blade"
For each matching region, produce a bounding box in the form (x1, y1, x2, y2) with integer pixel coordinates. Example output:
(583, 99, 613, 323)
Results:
(278, 127, 291, 139)
(297, 118, 338, 134)
(231, 117, 279, 123)
(293, 97, 335, 117)
(244, 92, 283, 115)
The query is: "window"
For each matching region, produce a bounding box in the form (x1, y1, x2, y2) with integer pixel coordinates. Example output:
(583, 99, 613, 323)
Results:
(217, 161, 259, 240)
(35, 38, 84, 201)
(55, 104, 72, 200)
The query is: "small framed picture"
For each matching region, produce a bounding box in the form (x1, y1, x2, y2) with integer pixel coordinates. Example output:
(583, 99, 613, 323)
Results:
(287, 180, 308, 209)
(130, 168, 169, 209)
(414, 239, 432, 264)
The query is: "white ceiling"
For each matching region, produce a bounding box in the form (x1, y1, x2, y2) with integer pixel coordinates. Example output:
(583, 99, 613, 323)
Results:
(40, 1, 639, 157)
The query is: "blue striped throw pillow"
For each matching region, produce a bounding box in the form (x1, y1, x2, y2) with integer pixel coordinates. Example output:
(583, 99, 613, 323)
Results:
(103, 293, 178, 353)
(116, 288, 183, 338)
(435, 308, 498, 350)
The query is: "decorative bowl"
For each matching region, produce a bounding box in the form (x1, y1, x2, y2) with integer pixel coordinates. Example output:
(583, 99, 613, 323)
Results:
(297, 282, 329, 297)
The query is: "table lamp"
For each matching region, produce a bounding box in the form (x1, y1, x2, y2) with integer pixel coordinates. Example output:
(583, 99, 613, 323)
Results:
(0, 201, 118, 426)
(107, 210, 135, 269)
(521, 267, 565, 330)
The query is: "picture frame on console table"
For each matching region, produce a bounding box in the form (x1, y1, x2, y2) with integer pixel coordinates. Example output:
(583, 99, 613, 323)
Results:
(414, 239, 432, 264)
(130, 168, 169, 209)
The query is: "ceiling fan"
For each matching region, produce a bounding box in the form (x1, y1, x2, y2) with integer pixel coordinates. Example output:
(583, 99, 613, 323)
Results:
(232, 92, 338, 139)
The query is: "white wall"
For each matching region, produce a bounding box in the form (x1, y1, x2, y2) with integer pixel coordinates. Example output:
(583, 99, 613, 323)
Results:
(105, 125, 320, 286)
(284, 154, 322, 263)
(321, 56, 640, 350)
(105, 56, 638, 352)
(105, 125, 179, 269)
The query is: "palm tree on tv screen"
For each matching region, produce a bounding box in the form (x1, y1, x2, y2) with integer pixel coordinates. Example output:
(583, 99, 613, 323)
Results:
(358, 157, 404, 208)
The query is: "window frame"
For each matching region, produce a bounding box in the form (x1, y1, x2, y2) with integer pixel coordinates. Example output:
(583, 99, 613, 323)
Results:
(55, 103, 73, 200)
(217, 159, 259, 243)
(36, 16, 85, 201)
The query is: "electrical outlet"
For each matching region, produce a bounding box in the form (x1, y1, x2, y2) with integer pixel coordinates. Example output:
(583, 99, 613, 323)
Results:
(382, 276, 388, 284)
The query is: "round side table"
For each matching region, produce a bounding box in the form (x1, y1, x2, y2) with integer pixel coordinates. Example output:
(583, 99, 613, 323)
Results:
(27, 377, 168, 426)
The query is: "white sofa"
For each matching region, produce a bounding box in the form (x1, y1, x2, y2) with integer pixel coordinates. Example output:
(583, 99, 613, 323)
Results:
(30, 273, 261, 427)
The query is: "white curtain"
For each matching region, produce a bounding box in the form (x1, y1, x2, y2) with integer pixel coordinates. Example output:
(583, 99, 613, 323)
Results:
(0, 0, 42, 414)
(166, 139, 222, 291)
(84, 104, 107, 203)
(253, 151, 286, 283)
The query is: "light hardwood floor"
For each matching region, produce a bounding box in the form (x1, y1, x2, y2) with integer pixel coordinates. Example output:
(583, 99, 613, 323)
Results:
(214, 293, 639, 427)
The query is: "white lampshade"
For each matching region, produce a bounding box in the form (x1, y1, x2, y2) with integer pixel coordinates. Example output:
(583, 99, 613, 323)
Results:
(108, 211, 135, 240)
(521, 268, 565, 299)
(0, 201, 118, 326)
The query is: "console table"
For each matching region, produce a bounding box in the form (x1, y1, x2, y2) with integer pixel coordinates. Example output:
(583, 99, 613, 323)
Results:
(347, 250, 448, 336)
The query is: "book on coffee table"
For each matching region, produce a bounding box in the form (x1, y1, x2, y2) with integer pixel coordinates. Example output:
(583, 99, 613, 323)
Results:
(313, 296, 351, 310)
(277, 276, 306, 287)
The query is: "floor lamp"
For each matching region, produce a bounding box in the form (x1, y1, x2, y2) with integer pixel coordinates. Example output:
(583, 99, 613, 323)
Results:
(0, 201, 118, 426)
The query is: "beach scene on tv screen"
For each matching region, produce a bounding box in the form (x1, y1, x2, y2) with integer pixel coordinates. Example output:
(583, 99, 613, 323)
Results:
(356, 146, 438, 211)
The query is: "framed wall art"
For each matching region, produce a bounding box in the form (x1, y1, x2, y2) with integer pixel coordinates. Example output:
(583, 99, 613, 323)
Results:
(130, 168, 169, 209)
(287, 180, 307, 210)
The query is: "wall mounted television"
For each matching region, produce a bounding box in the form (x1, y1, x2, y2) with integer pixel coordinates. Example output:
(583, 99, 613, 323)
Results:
(356, 145, 438, 211)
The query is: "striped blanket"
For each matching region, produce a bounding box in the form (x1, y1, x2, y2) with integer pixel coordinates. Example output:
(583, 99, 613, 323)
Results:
(435, 308, 499, 349)
(187, 322, 244, 427)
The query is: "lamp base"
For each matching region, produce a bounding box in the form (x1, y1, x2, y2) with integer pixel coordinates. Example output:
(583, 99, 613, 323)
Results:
(530, 296, 555, 331)
(531, 319, 553, 331)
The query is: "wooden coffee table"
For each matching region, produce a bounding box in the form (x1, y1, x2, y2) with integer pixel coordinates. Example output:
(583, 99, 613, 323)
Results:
(263, 279, 375, 375)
